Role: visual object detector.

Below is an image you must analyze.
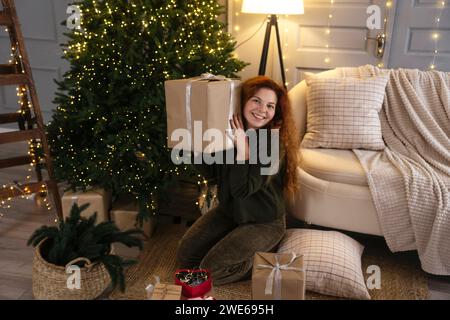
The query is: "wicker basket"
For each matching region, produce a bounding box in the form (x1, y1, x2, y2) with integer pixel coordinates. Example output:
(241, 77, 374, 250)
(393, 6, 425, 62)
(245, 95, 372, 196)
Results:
(32, 239, 111, 300)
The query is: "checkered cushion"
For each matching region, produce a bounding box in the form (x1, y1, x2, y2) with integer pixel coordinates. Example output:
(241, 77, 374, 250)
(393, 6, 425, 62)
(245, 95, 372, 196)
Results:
(302, 74, 389, 150)
(277, 229, 371, 300)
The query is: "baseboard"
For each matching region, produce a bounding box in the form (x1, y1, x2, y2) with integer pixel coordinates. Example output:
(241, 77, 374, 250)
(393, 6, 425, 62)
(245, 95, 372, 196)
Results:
(0, 127, 15, 133)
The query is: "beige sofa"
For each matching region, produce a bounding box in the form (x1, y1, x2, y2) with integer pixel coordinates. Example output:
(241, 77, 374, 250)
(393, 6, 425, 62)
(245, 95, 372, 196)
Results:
(288, 69, 384, 236)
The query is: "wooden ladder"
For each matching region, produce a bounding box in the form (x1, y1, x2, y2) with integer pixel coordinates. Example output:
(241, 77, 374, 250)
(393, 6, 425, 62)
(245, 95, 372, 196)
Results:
(0, 0, 62, 219)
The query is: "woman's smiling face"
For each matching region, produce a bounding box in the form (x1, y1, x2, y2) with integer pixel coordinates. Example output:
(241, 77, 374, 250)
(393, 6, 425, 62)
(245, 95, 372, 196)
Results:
(242, 88, 277, 129)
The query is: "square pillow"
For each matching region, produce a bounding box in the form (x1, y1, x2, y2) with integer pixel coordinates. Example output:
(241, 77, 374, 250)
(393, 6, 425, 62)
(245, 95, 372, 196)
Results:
(302, 74, 389, 150)
(277, 229, 371, 300)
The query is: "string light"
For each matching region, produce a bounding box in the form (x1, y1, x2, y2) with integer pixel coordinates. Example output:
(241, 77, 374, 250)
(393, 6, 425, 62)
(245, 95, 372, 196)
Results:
(375, 1, 393, 68)
(0, 37, 55, 221)
(324, 0, 335, 65)
(0, 140, 53, 219)
(430, 0, 447, 70)
(280, 14, 292, 87)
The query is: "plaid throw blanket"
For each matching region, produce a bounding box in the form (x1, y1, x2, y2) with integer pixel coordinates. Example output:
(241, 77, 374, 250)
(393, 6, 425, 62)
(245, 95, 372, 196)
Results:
(339, 65, 450, 275)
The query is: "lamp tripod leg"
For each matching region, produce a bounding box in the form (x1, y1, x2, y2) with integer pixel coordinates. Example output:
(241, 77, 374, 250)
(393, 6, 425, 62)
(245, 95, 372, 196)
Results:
(258, 17, 272, 76)
(274, 17, 287, 89)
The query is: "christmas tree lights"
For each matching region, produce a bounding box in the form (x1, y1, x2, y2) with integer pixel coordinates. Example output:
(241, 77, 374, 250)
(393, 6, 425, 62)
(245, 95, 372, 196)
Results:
(47, 0, 247, 222)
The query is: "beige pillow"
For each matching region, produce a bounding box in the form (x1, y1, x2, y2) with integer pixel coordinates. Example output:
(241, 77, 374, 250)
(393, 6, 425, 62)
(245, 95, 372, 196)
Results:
(302, 74, 389, 150)
(277, 229, 371, 300)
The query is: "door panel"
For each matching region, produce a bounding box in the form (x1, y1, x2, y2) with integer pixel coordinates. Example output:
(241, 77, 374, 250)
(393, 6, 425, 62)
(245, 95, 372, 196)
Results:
(389, 0, 450, 71)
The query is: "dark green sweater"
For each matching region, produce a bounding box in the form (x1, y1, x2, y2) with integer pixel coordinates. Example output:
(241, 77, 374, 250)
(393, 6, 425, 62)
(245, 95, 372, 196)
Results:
(192, 146, 286, 225)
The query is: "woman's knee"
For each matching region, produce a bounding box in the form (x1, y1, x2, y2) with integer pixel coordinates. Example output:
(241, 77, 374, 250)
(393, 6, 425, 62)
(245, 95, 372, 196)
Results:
(201, 254, 252, 285)
(176, 233, 197, 267)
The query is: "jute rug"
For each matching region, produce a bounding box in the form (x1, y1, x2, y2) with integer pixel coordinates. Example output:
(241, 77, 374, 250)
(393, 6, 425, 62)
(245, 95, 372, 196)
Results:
(109, 223, 428, 300)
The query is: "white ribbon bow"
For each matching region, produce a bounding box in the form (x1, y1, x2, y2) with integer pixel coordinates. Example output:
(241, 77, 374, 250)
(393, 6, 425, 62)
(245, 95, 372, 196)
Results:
(185, 73, 236, 151)
(199, 73, 227, 81)
(256, 253, 304, 300)
(145, 275, 160, 300)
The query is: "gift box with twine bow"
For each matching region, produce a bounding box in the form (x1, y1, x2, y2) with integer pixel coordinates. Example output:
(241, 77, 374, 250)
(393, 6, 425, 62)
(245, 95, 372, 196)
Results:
(150, 283, 182, 300)
(252, 252, 305, 300)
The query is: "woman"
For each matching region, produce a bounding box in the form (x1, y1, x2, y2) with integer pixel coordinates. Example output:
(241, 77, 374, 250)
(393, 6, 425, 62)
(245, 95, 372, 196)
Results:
(176, 76, 299, 285)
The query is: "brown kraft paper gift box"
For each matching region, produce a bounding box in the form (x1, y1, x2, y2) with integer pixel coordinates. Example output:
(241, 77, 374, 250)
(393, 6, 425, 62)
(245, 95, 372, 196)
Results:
(252, 252, 305, 300)
(61, 187, 111, 224)
(165, 74, 241, 154)
(110, 196, 156, 239)
(151, 283, 182, 300)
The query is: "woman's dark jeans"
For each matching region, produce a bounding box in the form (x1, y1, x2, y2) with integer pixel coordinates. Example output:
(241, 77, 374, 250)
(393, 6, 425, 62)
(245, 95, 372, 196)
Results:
(176, 205, 286, 285)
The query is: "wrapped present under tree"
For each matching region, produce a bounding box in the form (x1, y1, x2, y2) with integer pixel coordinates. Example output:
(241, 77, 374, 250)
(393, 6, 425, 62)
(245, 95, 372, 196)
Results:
(111, 196, 156, 239)
(61, 187, 111, 224)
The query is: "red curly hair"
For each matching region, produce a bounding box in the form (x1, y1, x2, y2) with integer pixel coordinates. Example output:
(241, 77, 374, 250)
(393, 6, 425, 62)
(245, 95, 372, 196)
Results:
(240, 76, 300, 202)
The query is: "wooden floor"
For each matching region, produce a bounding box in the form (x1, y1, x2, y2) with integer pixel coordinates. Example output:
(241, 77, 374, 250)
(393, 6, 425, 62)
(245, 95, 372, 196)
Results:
(1, 142, 450, 300)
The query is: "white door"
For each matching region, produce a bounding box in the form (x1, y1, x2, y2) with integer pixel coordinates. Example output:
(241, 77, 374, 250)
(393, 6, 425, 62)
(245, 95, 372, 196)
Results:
(389, 0, 450, 71)
(230, 0, 398, 89)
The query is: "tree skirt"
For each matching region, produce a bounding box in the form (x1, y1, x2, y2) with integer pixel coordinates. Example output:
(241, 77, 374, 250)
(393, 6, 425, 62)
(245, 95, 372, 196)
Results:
(109, 223, 428, 300)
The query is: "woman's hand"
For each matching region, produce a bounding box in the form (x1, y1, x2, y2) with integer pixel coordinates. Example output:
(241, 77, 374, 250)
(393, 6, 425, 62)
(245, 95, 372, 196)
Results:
(230, 114, 249, 161)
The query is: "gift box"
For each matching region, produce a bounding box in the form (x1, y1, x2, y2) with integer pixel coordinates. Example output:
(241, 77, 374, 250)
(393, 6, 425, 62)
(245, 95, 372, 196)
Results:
(62, 187, 111, 224)
(110, 196, 156, 239)
(175, 268, 212, 298)
(252, 252, 305, 300)
(151, 283, 182, 300)
(165, 73, 241, 154)
(187, 296, 216, 300)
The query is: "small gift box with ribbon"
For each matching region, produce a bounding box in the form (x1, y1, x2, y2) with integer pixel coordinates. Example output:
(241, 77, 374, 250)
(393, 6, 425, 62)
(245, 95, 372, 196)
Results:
(252, 252, 305, 300)
(150, 283, 182, 300)
(165, 73, 241, 154)
(62, 187, 111, 224)
(174, 268, 212, 298)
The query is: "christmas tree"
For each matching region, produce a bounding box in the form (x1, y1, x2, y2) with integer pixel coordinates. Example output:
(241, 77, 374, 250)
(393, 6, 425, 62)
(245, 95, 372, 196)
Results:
(47, 0, 247, 222)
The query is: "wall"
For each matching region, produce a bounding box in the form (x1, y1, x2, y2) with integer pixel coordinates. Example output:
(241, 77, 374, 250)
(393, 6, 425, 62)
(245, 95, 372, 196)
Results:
(1, 0, 449, 126)
(229, 0, 450, 87)
(0, 0, 71, 127)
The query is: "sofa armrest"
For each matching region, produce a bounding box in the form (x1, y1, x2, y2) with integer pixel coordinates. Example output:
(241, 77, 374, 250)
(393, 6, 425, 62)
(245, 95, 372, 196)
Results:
(288, 80, 308, 142)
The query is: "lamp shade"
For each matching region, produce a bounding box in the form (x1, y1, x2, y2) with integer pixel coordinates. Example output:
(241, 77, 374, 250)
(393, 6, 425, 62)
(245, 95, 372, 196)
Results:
(241, 0, 304, 15)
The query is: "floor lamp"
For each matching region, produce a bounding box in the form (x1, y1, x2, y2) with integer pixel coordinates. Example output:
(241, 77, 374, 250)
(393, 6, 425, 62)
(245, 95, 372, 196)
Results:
(241, 0, 304, 88)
